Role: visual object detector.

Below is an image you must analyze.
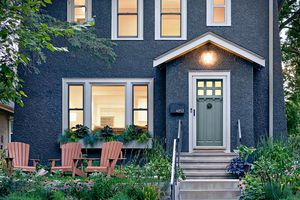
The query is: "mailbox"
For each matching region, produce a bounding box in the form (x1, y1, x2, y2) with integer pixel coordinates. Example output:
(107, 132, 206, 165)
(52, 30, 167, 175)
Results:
(169, 103, 185, 115)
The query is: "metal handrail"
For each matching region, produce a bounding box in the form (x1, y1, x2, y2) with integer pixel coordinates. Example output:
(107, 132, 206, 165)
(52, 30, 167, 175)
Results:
(170, 120, 182, 200)
(237, 119, 242, 146)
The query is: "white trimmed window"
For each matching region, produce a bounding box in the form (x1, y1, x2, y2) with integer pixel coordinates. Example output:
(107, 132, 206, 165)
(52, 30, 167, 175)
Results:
(111, 0, 144, 40)
(67, 0, 92, 23)
(207, 0, 231, 26)
(155, 0, 187, 40)
(62, 78, 153, 134)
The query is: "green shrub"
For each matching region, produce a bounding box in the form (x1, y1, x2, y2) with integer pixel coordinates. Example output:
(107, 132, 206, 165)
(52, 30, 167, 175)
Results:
(240, 138, 300, 200)
(92, 176, 115, 199)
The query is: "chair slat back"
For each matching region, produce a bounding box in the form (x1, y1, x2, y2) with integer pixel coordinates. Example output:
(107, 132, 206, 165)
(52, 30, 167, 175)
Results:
(7, 142, 30, 167)
(61, 143, 82, 166)
(101, 141, 123, 168)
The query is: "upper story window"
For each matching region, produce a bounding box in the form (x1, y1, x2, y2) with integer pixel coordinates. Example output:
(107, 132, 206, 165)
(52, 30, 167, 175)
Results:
(112, 0, 144, 40)
(67, 0, 92, 23)
(207, 0, 231, 26)
(155, 0, 187, 40)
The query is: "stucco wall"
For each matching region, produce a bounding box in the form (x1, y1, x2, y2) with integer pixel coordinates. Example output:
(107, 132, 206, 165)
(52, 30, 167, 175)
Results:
(165, 45, 255, 152)
(12, 0, 286, 160)
(0, 111, 9, 150)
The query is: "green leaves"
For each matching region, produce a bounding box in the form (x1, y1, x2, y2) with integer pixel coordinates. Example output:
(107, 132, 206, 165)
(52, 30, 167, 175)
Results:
(1, 0, 116, 106)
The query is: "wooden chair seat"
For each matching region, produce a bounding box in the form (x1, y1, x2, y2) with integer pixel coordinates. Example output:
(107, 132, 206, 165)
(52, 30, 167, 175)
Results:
(13, 166, 36, 172)
(86, 166, 107, 173)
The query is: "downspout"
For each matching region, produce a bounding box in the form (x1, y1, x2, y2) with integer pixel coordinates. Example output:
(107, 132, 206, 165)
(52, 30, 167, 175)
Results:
(269, 0, 274, 139)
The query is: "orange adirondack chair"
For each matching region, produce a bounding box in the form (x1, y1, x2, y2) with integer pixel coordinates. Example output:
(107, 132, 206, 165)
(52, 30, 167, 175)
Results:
(6, 142, 39, 172)
(49, 142, 85, 177)
(84, 141, 125, 176)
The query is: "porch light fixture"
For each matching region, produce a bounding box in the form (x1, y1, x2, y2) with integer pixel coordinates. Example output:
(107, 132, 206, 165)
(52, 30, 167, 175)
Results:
(200, 51, 216, 66)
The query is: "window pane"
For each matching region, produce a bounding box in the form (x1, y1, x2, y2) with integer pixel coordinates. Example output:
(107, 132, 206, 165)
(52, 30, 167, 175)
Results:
(74, 0, 85, 6)
(69, 85, 83, 109)
(213, 7, 225, 23)
(74, 7, 86, 23)
(198, 81, 204, 88)
(134, 111, 147, 128)
(162, 0, 181, 13)
(118, 0, 137, 13)
(206, 81, 213, 87)
(206, 90, 213, 96)
(118, 15, 138, 37)
(215, 81, 222, 87)
(133, 86, 147, 109)
(69, 110, 83, 128)
(215, 89, 222, 96)
(198, 90, 204, 96)
(92, 86, 125, 131)
(213, 0, 225, 5)
(161, 14, 181, 37)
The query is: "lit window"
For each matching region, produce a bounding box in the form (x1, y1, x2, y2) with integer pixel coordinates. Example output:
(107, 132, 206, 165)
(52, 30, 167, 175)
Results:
(133, 85, 148, 129)
(161, 0, 181, 37)
(155, 0, 187, 40)
(63, 79, 153, 137)
(92, 86, 125, 131)
(67, 0, 92, 23)
(207, 0, 231, 26)
(68, 85, 84, 128)
(112, 0, 144, 40)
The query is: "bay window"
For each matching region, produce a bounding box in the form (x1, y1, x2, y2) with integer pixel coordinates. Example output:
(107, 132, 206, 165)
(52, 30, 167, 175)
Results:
(63, 79, 153, 135)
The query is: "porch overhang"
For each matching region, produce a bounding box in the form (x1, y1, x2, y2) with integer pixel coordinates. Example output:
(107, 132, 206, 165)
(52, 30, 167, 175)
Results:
(153, 32, 266, 67)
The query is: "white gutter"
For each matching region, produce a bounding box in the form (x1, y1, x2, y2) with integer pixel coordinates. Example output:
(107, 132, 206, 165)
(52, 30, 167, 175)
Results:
(269, 0, 274, 139)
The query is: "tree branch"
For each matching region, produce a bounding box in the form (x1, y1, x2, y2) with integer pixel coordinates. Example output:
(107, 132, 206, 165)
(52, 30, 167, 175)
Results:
(280, 8, 300, 31)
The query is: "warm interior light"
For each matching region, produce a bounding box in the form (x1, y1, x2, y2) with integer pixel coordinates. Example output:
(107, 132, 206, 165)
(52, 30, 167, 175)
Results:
(200, 51, 216, 66)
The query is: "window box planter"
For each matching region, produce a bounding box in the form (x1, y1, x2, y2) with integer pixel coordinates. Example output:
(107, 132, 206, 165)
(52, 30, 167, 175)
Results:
(78, 139, 153, 149)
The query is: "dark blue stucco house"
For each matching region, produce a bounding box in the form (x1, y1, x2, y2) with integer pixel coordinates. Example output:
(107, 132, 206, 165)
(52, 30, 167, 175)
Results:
(13, 0, 286, 160)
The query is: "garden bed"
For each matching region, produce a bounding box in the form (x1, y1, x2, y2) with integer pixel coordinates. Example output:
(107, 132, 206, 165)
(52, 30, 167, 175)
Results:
(77, 139, 153, 149)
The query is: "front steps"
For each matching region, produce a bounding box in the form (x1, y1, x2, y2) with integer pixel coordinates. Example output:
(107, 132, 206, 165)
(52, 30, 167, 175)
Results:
(179, 152, 240, 200)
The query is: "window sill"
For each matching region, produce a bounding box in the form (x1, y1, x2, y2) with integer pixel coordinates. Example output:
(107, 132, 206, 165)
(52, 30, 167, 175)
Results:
(76, 138, 153, 149)
(155, 37, 187, 41)
(111, 37, 144, 41)
(206, 23, 231, 27)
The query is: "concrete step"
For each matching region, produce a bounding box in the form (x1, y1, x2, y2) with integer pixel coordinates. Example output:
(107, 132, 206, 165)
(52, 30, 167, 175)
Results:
(184, 171, 233, 179)
(180, 164, 228, 170)
(180, 157, 233, 163)
(180, 179, 240, 190)
(180, 189, 240, 200)
(180, 152, 237, 157)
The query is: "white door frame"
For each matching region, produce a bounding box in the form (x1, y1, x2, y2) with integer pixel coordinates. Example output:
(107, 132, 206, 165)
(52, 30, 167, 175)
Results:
(188, 71, 231, 153)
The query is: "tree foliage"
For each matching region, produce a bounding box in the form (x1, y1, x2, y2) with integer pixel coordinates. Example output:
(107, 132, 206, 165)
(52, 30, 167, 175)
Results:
(279, 0, 300, 135)
(0, 0, 116, 106)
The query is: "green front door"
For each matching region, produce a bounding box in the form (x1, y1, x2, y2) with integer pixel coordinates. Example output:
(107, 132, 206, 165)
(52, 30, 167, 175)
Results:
(196, 80, 223, 146)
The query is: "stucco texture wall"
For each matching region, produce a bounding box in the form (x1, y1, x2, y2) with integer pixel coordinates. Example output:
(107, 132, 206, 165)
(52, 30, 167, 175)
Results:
(165, 44, 255, 152)
(12, 0, 286, 159)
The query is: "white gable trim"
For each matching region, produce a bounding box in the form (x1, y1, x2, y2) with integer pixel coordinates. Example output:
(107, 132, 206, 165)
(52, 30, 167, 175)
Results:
(153, 32, 266, 67)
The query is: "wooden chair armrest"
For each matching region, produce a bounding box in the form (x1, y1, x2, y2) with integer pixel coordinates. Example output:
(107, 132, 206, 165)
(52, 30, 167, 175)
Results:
(108, 157, 126, 162)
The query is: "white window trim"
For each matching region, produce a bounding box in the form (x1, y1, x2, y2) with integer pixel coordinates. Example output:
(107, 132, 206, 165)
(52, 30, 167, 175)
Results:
(155, 0, 187, 40)
(111, 0, 144, 40)
(62, 78, 154, 136)
(67, 0, 92, 23)
(207, 0, 231, 26)
(188, 71, 231, 153)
